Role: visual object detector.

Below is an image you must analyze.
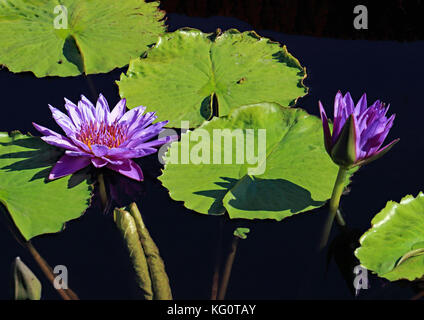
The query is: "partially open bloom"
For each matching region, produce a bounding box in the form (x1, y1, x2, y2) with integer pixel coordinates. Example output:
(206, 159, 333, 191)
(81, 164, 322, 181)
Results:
(33, 94, 175, 181)
(319, 91, 399, 168)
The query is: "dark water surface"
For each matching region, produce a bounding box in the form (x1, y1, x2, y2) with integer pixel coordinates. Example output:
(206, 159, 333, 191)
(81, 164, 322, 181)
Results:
(0, 13, 423, 300)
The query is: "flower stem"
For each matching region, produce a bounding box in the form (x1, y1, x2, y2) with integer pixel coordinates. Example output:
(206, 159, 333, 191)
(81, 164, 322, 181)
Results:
(210, 218, 224, 300)
(319, 166, 348, 250)
(25, 241, 79, 300)
(97, 172, 108, 212)
(217, 235, 240, 300)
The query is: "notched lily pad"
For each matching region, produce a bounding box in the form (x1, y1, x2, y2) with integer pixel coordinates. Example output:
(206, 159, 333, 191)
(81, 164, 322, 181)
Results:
(0, 0, 165, 77)
(0, 132, 92, 240)
(355, 192, 424, 281)
(118, 28, 308, 128)
(159, 103, 352, 221)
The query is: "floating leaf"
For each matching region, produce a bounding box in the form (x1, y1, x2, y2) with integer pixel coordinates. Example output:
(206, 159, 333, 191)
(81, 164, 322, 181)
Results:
(114, 207, 153, 300)
(118, 28, 307, 128)
(0, 0, 165, 77)
(0, 132, 92, 240)
(355, 192, 424, 281)
(159, 103, 352, 220)
(12, 257, 42, 300)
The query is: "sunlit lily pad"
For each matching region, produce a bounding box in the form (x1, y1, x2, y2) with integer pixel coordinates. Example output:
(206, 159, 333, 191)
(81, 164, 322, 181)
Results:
(0, 0, 165, 77)
(159, 103, 352, 220)
(355, 192, 424, 281)
(0, 132, 92, 240)
(118, 28, 307, 128)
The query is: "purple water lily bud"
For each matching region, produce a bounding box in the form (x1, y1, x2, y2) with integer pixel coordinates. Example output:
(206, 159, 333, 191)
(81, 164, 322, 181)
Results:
(319, 91, 399, 168)
(33, 94, 177, 181)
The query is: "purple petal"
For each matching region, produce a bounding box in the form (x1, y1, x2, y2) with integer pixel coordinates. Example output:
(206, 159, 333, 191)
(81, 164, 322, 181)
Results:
(109, 99, 127, 123)
(107, 159, 144, 181)
(78, 95, 96, 123)
(68, 136, 91, 153)
(91, 157, 108, 168)
(49, 105, 76, 137)
(139, 112, 157, 128)
(135, 135, 178, 149)
(125, 121, 168, 145)
(33, 122, 79, 151)
(91, 144, 109, 157)
(96, 94, 110, 124)
(343, 92, 355, 115)
(355, 93, 367, 116)
(33, 122, 62, 138)
(361, 114, 396, 158)
(333, 91, 343, 120)
(126, 111, 158, 135)
(41, 135, 79, 151)
(107, 147, 157, 159)
(49, 154, 91, 180)
(333, 91, 346, 143)
(64, 98, 83, 128)
(352, 114, 361, 160)
(118, 105, 147, 125)
(65, 150, 91, 157)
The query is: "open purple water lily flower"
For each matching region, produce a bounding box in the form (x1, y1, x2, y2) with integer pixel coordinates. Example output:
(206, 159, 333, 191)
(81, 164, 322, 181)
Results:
(33, 94, 176, 181)
(319, 91, 399, 168)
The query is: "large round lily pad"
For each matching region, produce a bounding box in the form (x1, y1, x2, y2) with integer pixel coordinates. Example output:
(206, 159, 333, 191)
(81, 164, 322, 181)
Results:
(0, 132, 92, 240)
(118, 28, 307, 128)
(0, 0, 165, 77)
(355, 192, 424, 281)
(159, 103, 352, 221)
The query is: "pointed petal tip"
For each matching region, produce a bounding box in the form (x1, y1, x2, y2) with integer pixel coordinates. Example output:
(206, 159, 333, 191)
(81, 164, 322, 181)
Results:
(318, 101, 325, 114)
(64, 97, 75, 104)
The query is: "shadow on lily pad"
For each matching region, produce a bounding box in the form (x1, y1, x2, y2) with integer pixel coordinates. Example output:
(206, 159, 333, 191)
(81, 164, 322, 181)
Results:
(195, 176, 323, 215)
(0, 135, 89, 187)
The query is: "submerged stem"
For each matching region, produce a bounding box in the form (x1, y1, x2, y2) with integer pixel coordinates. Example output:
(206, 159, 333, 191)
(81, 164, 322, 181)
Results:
(217, 235, 240, 300)
(25, 241, 79, 300)
(98, 172, 108, 212)
(319, 166, 348, 250)
(210, 218, 224, 300)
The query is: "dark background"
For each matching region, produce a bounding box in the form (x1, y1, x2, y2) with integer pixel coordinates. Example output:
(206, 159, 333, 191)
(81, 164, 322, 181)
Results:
(0, 1, 423, 300)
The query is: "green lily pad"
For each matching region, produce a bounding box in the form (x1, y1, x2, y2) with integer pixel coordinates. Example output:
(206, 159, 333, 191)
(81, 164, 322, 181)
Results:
(159, 103, 352, 221)
(355, 192, 424, 281)
(118, 28, 307, 128)
(0, 132, 92, 240)
(0, 0, 165, 77)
